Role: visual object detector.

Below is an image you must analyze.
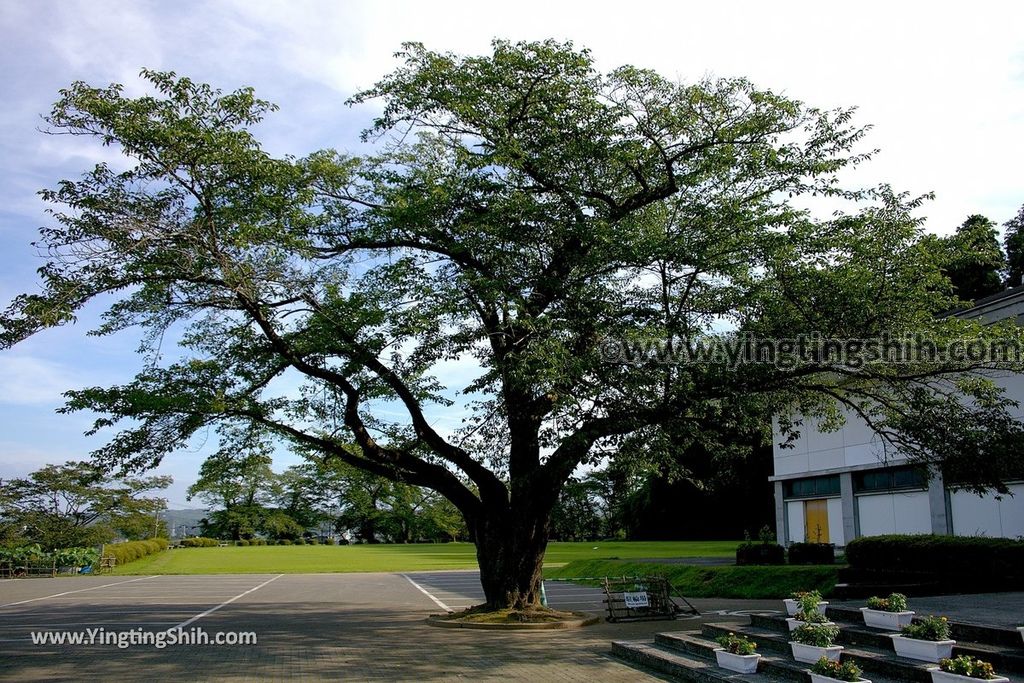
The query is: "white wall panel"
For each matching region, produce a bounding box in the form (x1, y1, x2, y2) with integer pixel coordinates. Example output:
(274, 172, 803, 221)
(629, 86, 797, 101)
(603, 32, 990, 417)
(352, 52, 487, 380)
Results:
(857, 491, 931, 537)
(950, 483, 1024, 538)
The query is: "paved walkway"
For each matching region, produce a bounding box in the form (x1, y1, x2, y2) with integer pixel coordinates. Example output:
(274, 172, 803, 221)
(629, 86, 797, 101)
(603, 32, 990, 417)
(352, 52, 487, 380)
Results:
(0, 572, 778, 682)
(836, 592, 1024, 628)
(2, 572, 1019, 681)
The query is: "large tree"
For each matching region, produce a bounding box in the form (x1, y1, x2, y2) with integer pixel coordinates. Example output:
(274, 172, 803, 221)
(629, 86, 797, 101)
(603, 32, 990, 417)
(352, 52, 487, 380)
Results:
(0, 461, 169, 548)
(3, 41, 1023, 609)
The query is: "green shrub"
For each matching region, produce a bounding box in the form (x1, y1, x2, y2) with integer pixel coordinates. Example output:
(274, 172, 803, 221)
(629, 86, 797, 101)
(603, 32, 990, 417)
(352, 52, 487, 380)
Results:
(866, 592, 908, 612)
(796, 590, 827, 623)
(104, 538, 168, 567)
(792, 622, 839, 647)
(180, 537, 218, 548)
(811, 658, 863, 681)
(716, 632, 756, 655)
(939, 655, 998, 679)
(788, 542, 835, 565)
(736, 527, 785, 565)
(307, 538, 319, 545)
(845, 535, 1024, 578)
(294, 538, 306, 545)
(901, 615, 951, 641)
(236, 540, 250, 547)
(279, 539, 292, 545)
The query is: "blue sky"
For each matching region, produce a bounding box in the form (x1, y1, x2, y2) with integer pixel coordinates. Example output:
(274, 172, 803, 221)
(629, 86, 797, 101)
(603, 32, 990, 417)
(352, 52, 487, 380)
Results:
(1, 0, 1023, 506)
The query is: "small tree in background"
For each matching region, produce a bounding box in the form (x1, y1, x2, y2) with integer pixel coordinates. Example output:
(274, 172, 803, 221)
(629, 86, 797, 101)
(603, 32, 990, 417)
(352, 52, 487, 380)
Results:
(0, 461, 169, 548)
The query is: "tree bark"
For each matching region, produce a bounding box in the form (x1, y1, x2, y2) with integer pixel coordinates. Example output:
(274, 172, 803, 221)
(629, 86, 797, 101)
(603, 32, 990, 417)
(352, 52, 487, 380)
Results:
(472, 503, 551, 610)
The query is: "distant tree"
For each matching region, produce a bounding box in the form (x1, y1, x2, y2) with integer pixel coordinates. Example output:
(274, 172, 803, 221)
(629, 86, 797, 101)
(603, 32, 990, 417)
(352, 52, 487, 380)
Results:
(549, 475, 606, 541)
(187, 431, 277, 539)
(276, 464, 330, 530)
(1004, 204, 1024, 288)
(944, 214, 1006, 301)
(261, 509, 306, 541)
(0, 461, 169, 548)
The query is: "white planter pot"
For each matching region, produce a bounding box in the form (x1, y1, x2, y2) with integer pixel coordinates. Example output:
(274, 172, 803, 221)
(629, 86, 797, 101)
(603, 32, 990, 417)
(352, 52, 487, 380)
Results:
(890, 635, 955, 663)
(809, 673, 872, 683)
(784, 599, 828, 617)
(928, 669, 1009, 683)
(788, 618, 837, 631)
(790, 641, 843, 664)
(713, 649, 760, 674)
(861, 607, 915, 630)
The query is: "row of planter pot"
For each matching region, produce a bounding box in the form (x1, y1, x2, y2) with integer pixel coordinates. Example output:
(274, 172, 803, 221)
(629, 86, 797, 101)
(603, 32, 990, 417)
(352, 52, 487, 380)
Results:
(715, 645, 1011, 682)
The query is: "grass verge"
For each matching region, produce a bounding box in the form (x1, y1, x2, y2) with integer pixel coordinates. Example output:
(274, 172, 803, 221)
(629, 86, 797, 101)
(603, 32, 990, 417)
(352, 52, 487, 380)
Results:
(111, 540, 740, 575)
(544, 559, 839, 599)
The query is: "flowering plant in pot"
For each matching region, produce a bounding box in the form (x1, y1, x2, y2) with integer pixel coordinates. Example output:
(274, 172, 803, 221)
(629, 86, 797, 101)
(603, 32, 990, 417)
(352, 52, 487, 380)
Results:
(928, 655, 1009, 682)
(714, 632, 760, 674)
(788, 591, 835, 631)
(784, 589, 828, 617)
(791, 622, 843, 664)
(891, 616, 955, 663)
(810, 657, 871, 683)
(861, 592, 914, 630)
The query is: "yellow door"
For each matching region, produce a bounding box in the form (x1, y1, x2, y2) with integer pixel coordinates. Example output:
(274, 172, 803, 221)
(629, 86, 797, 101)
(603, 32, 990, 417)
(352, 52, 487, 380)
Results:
(804, 499, 829, 543)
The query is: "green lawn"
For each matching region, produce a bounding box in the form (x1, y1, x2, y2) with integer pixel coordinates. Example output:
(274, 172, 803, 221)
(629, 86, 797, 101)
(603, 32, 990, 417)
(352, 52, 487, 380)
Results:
(112, 540, 739, 575)
(546, 559, 839, 599)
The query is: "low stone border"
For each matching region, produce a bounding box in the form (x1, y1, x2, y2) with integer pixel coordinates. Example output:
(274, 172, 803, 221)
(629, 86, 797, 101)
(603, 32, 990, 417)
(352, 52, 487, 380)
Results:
(426, 612, 601, 630)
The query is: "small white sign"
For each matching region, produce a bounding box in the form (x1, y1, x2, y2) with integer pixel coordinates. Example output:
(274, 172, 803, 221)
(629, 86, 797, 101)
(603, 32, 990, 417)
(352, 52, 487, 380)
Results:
(623, 591, 649, 608)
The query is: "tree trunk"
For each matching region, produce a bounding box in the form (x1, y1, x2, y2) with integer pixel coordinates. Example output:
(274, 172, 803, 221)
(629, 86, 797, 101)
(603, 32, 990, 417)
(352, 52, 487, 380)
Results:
(473, 503, 551, 610)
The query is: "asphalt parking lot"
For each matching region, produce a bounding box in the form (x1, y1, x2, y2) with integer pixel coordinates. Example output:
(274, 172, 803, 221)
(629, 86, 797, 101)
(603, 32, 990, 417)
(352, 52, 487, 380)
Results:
(0, 571, 782, 682)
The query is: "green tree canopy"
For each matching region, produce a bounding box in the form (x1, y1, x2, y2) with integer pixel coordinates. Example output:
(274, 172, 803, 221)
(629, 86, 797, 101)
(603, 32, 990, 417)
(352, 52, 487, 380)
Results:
(1004, 204, 1024, 288)
(3, 41, 1023, 608)
(0, 461, 169, 548)
(942, 214, 1006, 301)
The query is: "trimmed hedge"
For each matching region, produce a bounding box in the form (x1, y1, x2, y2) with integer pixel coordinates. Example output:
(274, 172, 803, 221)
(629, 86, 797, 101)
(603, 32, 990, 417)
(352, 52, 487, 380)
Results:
(788, 542, 835, 565)
(845, 534, 1024, 578)
(104, 538, 168, 566)
(736, 542, 785, 565)
(180, 537, 219, 548)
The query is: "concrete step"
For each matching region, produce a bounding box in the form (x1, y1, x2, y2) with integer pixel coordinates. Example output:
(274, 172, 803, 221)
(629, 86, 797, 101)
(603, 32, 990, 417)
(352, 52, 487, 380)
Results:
(754, 612, 1024, 674)
(825, 605, 1024, 649)
(610, 639, 786, 682)
(650, 630, 913, 683)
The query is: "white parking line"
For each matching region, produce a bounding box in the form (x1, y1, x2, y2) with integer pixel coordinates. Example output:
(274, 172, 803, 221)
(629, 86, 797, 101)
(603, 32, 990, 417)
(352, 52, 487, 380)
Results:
(166, 574, 284, 632)
(401, 574, 452, 612)
(0, 576, 159, 608)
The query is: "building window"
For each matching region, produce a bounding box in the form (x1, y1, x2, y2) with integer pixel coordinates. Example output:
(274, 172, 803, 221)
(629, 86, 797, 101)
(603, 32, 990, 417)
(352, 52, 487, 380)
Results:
(853, 465, 927, 494)
(783, 475, 840, 499)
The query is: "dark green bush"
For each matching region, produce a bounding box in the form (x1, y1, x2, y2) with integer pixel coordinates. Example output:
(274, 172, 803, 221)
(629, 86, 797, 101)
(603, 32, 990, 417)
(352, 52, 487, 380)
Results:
(736, 542, 785, 565)
(788, 542, 835, 565)
(104, 538, 168, 566)
(845, 534, 1024, 578)
(279, 539, 292, 545)
(179, 536, 219, 548)
(236, 540, 250, 546)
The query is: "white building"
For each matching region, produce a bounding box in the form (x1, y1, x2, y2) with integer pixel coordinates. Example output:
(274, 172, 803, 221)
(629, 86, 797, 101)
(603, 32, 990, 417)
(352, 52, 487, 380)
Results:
(771, 287, 1024, 547)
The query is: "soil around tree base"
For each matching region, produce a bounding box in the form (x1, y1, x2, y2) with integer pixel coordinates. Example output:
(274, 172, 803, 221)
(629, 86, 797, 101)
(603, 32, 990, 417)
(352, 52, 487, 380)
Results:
(426, 606, 601, 630)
